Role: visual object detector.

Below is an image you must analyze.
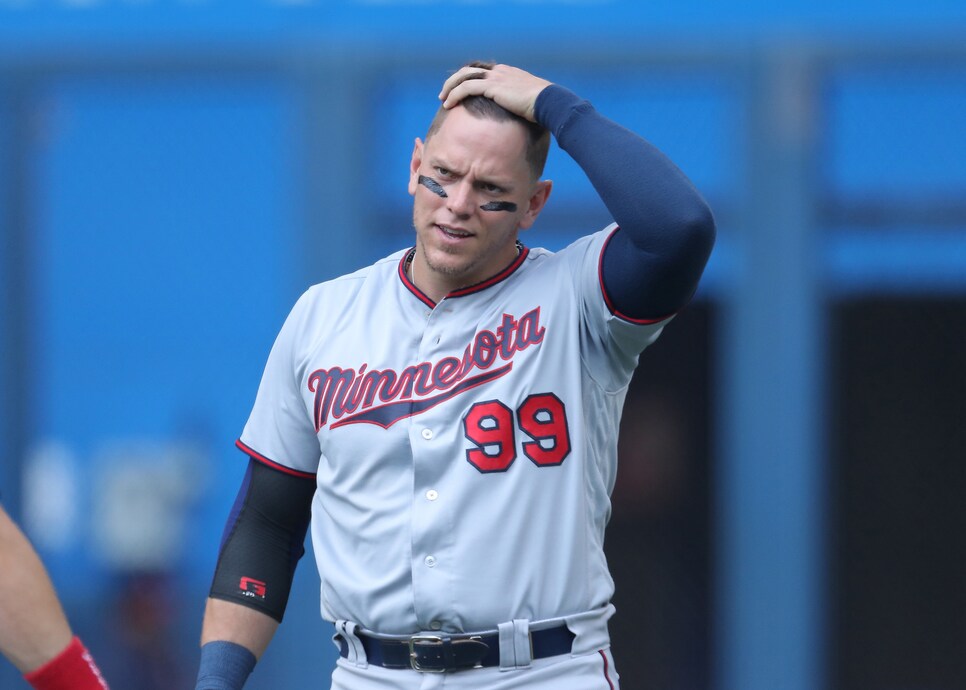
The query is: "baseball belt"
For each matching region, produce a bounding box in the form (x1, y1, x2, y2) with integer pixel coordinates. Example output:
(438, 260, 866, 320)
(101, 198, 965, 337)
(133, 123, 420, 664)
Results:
(336, 625, 576, 673)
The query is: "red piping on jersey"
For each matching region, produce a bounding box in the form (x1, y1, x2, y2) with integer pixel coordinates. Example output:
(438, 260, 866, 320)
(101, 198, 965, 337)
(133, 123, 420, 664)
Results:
(448, 243, 529, 297)
(398, 250, 436, 308)
(235, 439, 317, 479)
(598, 226, 674, 325)
(599, 650, 616, 690)
(398, 244, 530, 307)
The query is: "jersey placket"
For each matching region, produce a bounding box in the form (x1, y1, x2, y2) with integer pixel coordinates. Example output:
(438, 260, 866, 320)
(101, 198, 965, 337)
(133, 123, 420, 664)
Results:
(408, 299, 457, 633)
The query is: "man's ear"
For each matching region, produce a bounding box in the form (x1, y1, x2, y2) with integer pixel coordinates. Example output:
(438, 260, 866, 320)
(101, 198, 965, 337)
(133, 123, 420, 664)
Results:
(408, 138, 424, 196)
(518, 179, 553, 230)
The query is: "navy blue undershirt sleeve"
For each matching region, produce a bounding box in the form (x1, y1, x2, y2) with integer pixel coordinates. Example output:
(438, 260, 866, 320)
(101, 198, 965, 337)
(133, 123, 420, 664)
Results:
(534, 84, 716, 321)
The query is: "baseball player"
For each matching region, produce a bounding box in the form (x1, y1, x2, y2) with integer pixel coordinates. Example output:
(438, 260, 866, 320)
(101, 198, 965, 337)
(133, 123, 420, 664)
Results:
(195, 62, 715, 689)
(0, 503, 110, 689)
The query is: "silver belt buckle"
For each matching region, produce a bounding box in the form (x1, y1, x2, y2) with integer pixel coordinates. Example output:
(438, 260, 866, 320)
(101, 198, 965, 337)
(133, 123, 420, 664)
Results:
(409, 634, 446, 673)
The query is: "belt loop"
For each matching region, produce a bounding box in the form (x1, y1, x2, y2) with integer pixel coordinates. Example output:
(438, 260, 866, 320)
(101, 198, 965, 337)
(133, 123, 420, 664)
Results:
(498, 618, 532, 671)
(332, 620, 368, 668)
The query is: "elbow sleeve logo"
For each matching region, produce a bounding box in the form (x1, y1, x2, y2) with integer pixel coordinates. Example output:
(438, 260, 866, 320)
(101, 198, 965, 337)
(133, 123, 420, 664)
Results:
(239, 576, 267, 599)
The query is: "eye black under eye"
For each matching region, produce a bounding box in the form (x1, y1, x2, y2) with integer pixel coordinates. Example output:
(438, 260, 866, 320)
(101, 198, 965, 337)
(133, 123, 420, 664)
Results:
(418, 175, 448, 198)
(480, 200, 518, 213)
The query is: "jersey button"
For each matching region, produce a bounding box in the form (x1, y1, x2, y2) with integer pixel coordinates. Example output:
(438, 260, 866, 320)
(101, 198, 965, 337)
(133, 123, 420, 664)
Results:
(429, 621, 442, 631)
(424, 555, 437, 568)
(421, 428, 433, 440)
(425, 489, 438, 501)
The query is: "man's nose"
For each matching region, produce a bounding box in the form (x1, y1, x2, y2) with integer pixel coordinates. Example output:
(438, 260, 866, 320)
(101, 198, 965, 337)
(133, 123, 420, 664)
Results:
(446, 181, 476, 217)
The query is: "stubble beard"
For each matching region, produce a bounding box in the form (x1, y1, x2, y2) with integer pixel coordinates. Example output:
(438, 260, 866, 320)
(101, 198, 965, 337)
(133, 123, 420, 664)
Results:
(412, 214, 477, 280)
(418, 233, 476, 280)
(411, 211, 519, 288)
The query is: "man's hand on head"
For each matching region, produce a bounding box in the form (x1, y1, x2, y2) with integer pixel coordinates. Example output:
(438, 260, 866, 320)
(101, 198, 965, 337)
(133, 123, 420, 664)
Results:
(438, 63, 552, 123)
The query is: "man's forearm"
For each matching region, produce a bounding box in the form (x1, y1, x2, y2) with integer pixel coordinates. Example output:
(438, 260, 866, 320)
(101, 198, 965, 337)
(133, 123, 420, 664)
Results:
(196, 458, 315, 688)
(195, 598, 278, 690)
(201, 598, 279, 659)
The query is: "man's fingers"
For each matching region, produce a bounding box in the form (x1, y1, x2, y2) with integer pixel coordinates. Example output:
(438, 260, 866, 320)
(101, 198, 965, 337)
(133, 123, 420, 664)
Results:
(439, 65, 492, 107)
(437, 63, 549, 121)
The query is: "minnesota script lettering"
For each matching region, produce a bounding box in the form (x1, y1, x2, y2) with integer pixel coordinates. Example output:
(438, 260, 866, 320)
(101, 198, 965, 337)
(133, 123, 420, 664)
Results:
(308, 308, 545, 430)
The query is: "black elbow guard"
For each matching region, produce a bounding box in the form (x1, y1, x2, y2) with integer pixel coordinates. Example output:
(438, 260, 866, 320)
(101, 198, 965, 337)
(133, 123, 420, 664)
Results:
(209, 457, 315, 622)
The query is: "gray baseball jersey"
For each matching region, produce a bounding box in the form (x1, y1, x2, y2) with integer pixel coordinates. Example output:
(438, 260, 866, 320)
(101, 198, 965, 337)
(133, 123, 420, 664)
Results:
(237, 224, 666, 638)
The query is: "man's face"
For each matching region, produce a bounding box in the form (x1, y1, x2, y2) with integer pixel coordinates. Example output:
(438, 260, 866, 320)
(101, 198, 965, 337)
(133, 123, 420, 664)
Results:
(408, 106, 551, 296)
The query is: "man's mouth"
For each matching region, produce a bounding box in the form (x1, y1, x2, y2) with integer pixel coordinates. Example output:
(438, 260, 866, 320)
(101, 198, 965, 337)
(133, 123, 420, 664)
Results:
(437, 224, 473, 239)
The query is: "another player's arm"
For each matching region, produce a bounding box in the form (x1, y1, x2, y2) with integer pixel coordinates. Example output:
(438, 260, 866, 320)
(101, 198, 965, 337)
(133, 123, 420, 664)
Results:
(196, 458, 315, 690)
(0, 505, 108, 689)
(0, 505, 73, 673)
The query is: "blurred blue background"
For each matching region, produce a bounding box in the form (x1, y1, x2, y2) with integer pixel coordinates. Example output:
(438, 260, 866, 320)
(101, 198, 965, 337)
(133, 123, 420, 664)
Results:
(1, 2, 965, 689)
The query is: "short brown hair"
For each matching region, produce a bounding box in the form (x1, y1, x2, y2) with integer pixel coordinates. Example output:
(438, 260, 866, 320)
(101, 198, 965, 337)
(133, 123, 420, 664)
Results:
(426, 64, 551, 181)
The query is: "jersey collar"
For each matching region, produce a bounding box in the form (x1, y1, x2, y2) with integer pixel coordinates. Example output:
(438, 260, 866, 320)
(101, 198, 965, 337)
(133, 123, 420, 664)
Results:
(398, 242, 530, 308)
